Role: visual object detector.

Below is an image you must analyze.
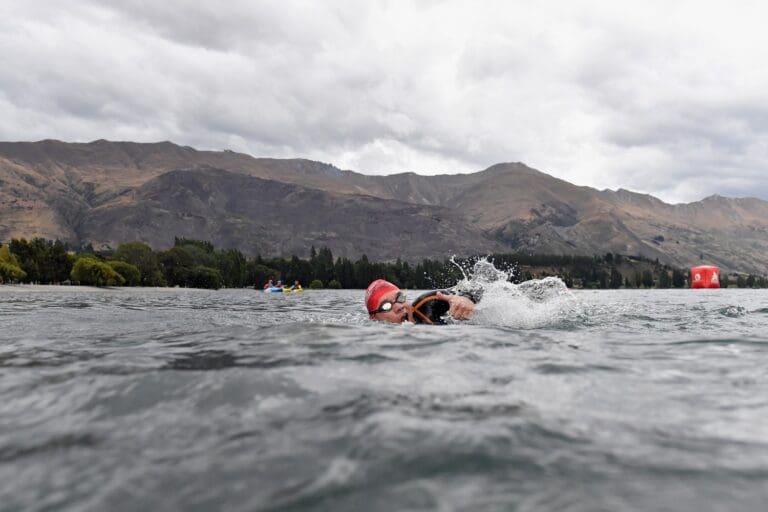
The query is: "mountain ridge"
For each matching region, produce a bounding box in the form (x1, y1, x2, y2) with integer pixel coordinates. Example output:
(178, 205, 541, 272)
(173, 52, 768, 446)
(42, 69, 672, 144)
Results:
(2, 139, 767, 273)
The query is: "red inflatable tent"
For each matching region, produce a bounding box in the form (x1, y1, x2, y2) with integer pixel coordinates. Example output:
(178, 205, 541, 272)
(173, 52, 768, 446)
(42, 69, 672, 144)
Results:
(690, 265, 720, 289)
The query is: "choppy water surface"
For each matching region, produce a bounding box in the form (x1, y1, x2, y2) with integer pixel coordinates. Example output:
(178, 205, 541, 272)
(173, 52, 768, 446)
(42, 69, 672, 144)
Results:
(2, 282, 768, 511)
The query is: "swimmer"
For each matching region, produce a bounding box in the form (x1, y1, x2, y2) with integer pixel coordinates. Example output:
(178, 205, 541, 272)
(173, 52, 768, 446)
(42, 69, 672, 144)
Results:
(365, 279, 476, 324)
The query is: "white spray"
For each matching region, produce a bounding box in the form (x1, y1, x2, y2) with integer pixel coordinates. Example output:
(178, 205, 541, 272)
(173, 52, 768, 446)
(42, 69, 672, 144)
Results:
(450, 257, 584, 329)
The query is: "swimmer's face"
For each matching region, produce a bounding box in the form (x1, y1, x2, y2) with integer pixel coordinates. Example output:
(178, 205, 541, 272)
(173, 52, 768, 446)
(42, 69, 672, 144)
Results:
(371, 290, 412, 324)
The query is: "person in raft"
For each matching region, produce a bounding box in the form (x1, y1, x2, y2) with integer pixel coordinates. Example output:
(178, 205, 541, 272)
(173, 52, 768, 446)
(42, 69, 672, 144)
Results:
(288, 280, 302, 291)
(365, 279, 477, 324)
(263, 278, 275, 289)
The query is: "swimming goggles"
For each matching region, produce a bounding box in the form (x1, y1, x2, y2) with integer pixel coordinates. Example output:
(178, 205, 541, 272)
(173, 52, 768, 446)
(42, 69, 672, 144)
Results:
(369, 292, 407, 314)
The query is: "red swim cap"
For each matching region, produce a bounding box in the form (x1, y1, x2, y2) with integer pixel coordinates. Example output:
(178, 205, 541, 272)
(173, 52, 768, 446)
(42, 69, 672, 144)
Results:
(365, 279, 399, 316)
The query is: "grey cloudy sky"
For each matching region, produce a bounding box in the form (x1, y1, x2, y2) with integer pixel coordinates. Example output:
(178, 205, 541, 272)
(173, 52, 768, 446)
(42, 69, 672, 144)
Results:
(2, 0, 767, 203)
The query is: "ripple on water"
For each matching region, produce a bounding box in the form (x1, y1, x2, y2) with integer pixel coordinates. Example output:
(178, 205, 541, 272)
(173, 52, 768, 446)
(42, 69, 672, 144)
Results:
(3, 286, 768, 510)
(719, 305, 747, 317)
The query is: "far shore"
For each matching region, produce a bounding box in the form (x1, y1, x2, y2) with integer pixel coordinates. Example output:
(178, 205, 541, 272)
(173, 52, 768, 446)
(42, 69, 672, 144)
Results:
(0, 284, 335, 292)
(0, 284, 235, 292)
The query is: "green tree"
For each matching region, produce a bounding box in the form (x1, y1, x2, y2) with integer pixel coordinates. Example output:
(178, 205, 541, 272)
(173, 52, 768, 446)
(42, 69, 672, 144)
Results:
(657, 269, 672, 288)
(217, 248, 247, 288)
(309, 279, 323, 289)
(641, 269, 654, 288)
(158, 246, 194, 286)
(187, 266, 223, 289)
(48, 240, 73, 283)
(353, 254, 374, 288)
(311, 246, 334, 284)
(7, 238, 73, 283)
(114, 242, 166, 286)
(598, 270, 608, 289)
(71, 257, 125, 286)
(9, 238, 38, 282)
(174, 239, 217, 268)
(247, 262, 281, 288)
(672, 269, 686, 288)
(0, 245, 27, 282)
(609, 267, 623, 288)
(287, 255, 313, 285)
(107, 260, 141, 286)
(10, 238, 43, 282)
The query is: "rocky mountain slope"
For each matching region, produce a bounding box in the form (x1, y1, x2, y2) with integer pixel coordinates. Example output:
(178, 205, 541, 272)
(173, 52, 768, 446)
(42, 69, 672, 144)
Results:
(1, 140, 767, 273)
(78, 166, 504, 261)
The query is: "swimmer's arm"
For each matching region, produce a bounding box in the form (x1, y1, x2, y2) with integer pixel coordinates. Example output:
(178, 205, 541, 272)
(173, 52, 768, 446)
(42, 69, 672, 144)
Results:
(436, 291, 475, 320)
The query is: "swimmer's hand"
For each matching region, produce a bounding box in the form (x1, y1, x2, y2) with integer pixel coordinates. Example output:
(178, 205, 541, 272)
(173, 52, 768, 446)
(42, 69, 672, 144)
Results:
(436, 292, 475, 320)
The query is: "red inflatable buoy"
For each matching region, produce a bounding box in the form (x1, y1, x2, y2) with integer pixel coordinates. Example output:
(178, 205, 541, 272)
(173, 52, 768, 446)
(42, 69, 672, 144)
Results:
(690, 265, 720, 289)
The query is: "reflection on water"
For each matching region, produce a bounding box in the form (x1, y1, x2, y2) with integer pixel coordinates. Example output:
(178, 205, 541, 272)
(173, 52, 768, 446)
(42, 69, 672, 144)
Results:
(165, 350, 239, 370)
(1, 285, 768, 511)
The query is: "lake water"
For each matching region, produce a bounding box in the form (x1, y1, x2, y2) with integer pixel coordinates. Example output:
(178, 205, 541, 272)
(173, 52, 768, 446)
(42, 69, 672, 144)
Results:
(1, 281, 767, 511)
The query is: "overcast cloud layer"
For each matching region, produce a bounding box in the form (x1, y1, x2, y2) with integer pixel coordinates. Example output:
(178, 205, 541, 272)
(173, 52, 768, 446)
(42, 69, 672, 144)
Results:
(1, 0, 767, 203)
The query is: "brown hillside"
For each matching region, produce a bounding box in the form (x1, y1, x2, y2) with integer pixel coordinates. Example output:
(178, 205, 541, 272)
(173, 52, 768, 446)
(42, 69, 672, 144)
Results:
(2, 140, 768, 273)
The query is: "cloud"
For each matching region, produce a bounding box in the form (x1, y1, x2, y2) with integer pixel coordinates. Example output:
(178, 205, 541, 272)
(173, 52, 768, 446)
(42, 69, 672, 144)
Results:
(1, 0, 767, 203)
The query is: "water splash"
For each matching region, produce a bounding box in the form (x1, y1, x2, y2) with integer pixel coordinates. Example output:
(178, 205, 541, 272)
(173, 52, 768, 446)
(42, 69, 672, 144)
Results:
(449, 255, 518, 285)
(452, 258, 583, 329)
(719, 305, 747, 318)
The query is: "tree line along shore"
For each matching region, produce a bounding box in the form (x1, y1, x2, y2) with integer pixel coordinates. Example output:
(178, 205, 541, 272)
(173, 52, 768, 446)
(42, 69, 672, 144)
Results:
(1, 237, 767, 290)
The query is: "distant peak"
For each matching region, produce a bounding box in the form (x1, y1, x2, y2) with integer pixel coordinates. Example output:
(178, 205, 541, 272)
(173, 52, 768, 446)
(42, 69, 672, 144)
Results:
(482, 162, 537, 175)
(85, 139, 184, 148)
(606, 188, 657, 199)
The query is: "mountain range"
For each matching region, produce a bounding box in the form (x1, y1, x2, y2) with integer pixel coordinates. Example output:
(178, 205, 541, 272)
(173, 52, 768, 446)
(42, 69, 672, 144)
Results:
(2, 139, 767, 274)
